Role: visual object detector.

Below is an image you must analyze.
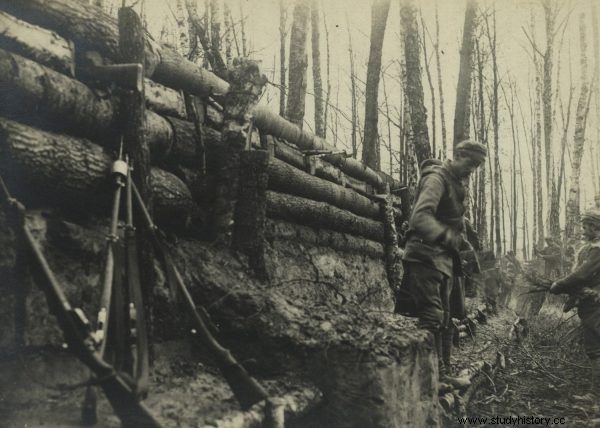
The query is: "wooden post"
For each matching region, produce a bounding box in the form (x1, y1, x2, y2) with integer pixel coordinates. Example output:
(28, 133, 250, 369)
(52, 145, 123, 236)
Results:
(380, 184, 403, 293)
(211, 59, 267, 241)
(233, 150, 270, 279)
(118, 6, 154, 369)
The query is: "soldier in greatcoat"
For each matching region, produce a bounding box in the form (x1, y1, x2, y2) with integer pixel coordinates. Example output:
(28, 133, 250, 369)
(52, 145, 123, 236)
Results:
(400, 140, 487, 383)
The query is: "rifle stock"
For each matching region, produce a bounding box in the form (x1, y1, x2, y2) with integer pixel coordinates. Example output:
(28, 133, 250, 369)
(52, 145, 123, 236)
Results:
(0, 177, 161, 428)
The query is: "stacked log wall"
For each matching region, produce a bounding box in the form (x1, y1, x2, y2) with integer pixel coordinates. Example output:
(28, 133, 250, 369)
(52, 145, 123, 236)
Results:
(0, 13, 400, 246)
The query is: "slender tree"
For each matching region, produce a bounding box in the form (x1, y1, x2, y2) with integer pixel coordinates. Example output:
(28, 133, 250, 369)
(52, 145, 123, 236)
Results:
(279, 0, 287, 116)
(434, 0, 447, 157)
(420, 12, 436, 157)
(323, 7, 331, 139)
(347, 13, 358, 158)
(566, 13, 592, 240)
(400, 0, 431, 168)
(453, 0, 477, 146)
(484, 6, 501, 256)
(310, 0, 325, 137)
(362, 0, 391, 170)
(286, 0, 310, 128)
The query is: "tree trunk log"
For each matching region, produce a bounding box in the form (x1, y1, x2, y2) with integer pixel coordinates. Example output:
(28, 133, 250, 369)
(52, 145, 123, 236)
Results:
(0, 10, 74, 76)
(265, 219, 384, 258)
(0, 117, 193, 224)
(381, 187, 402, 292)
(286, 0, 310, 128)
(400, 1, 431, 167)
(267, 157, 381, 220)
(253, 106, 396, 190)
(233, 151, 270, 278)
(453, 0, 477, 145)
(211, 60, 267, 240)
(0, 0, 160, 75)
(0, 0, 402, 194)
(362, 0, 391, 170)
(145, 78, 187, 119)
(0, 48, 209, 169)
(266, 191, 384, 242)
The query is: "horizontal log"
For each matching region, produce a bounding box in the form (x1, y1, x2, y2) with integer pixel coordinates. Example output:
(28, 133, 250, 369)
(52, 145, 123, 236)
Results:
(252, 106, 400, 191)
(0, 0, 161, 76)
(0, 48, 207, 168)
(0, 0, 402, 193)
(0, 10, 74, 76)
(264, 219, 384, 258)
(145, 78, 187, 118)
(268, 157, 381, 220)
(270, 137, 345, 186)
(0, 117, 193, 224)
(266, 191, 384, 242)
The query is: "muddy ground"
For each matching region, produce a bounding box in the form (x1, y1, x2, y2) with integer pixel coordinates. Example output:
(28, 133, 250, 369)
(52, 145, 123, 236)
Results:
(462, 288, 600, 427)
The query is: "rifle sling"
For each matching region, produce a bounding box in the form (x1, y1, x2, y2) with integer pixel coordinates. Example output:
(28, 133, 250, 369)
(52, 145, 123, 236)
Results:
(0, 176, 161, 427)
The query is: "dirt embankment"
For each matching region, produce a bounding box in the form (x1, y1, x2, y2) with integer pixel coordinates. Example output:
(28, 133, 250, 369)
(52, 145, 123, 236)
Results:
(0, 210, 440, 427)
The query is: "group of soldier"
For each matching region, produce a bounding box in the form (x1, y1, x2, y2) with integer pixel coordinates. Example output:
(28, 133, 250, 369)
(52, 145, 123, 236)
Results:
(395, 140, 600, 393)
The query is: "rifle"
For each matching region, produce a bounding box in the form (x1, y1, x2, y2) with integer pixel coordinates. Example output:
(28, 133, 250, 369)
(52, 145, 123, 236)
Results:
(130, 181, 269, 410)
(0, 175, 161, 428)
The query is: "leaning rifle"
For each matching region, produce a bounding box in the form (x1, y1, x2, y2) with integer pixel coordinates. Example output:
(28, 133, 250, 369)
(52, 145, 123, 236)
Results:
(130, 181, 269, 410)
(0, 175, 161, 428)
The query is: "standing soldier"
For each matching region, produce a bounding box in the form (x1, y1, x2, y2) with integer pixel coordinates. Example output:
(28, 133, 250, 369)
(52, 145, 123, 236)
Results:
(550, 208, 600, 394)
(399, 140, 487, 385)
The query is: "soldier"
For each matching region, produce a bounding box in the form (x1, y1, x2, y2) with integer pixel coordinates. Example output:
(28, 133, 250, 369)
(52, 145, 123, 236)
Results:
(535, 236, 561, 279)
(550, 208, 600, 394)
(399, 140, 487, 384)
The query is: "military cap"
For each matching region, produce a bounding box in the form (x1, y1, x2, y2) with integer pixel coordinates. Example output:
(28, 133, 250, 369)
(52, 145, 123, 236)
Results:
(455, 139, 487, 162)
(581, 207, 600, 225)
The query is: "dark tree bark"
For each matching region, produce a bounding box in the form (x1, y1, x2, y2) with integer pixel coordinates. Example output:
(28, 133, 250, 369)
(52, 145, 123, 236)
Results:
(0, 117, 193, 223)
(362, 0, 391, 170)
(267, 157, 381, 219)
(310, 0, 325, 137)
(285, 0, 310, 128)
(266, 191, 385, 242)
(400, 1, 431, 168)
(453, 0, 477, 145)
(0, 10, 74, 76)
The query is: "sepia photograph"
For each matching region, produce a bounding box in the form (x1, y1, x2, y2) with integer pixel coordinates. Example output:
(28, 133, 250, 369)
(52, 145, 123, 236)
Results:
(0, 0, 599, 426)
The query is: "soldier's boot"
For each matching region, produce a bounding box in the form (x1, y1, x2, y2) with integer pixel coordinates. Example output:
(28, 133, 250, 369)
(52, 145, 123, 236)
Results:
(439, 328, 470, 390)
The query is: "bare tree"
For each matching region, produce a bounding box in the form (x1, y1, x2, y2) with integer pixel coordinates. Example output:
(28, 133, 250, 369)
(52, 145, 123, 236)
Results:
(454, 0, 477, 146)
(279, 0, 288, 116)
(347, 13, 358, 158)
(323, 7, 331, 139)
(592, 1, 600, 206)
(400, 0, 431, 168)
(484, 7, 502, 255)
(434, 0, 447, 157)
(286, 0, 310, 128)
(566, 13, 592, 240)
(362, 0, 391, 170)
(420, 12, 436, 157)
(310, 0, 325, 137)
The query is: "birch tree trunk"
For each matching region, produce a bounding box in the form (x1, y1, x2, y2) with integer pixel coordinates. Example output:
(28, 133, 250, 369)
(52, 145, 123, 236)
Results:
(362, 0, 391, 170)
(566, 13, 591, 240)
(286, 0, 310, 128)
